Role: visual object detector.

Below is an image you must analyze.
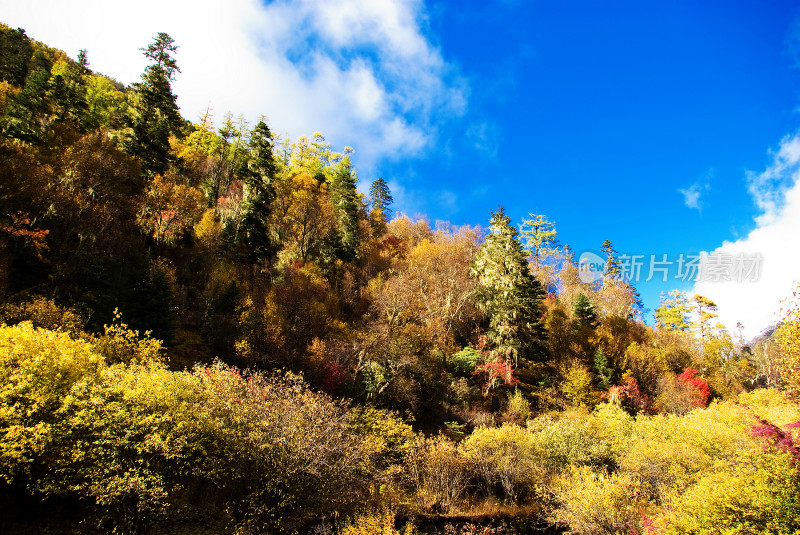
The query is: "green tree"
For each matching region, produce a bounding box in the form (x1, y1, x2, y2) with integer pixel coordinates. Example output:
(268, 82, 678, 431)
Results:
(470, 208, 546, 364)
(329, 152, 361, 261)
(240, 120, 277, 264)
(573, 292, 598, 328)
(369, 177, 393, 233)
(0, 26, 33, 86)
(124, 33, 182, 175)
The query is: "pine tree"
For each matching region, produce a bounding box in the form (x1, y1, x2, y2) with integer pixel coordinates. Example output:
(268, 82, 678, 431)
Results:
(470, 208, 546, 364)
(368, 177, 393, 234)
(0, 26, 33, 86)
(329, 155, 361, 261)
(600, 239, 621, 278)
(240, 120, 277, 264)
(593, 349, 613, 389)
(573, 292, 598, 328)
(124, 33, 183, 176)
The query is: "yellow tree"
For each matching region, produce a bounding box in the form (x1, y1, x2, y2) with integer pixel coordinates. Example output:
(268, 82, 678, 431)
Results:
(275, 172, 335, 264)
(692, 294, 718, 343)
(775, 283, 800, 399)
(137, 172, 204, 245)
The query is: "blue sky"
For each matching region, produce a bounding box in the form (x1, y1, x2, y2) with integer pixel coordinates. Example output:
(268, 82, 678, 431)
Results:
(3, 0, 800, 336)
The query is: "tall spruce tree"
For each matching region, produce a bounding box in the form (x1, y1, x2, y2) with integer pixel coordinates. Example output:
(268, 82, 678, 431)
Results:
(470, 208, 546, 364)
(240, 120, 277, 264)
(125, 33, 182, 176)
(329, 156, 361, 261)
(573, 292, 598, 328)
(368, 177, 393, 234)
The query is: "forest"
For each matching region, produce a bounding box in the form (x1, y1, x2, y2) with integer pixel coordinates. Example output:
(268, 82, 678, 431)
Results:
(0, 25, 799, 535)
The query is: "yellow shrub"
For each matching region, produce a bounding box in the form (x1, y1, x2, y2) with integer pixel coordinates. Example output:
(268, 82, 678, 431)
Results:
(550, 465, 647, 535)
(340, 508, 417, 535)
(460, 423, 543, 502)
(405, 435, 468, 512)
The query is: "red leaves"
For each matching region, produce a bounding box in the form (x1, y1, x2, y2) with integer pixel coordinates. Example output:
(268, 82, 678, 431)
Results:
(474, 358, 518, 396)
(751, 416, 800, 466)
(617, 375, 653, 414)
(0, 212, 50, 260)
(321, 361, 347, 395)
(678, 368, 711, 408)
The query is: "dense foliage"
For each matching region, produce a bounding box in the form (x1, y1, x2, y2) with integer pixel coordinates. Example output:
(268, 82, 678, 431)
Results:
(1, 26, 799, 534)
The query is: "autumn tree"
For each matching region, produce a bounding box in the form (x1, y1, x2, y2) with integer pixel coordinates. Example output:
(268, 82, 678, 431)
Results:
(275, 172, 335, 264)
(775, 283, 800, 399)
(655, 290, 692, 331)
(520, 213, 557, 271)
(137, 172, 204, 245)
(692, 294, 718, 343)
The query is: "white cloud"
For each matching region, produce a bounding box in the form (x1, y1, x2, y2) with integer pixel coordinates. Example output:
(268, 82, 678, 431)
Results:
(692, 134, 800, 339)
(0, 0, 466, 170)
(678, 169, 712, 211)
(679, 184, 703, 210)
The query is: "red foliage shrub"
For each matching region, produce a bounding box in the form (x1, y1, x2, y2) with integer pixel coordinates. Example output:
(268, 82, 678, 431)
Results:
(474, 358, 518, 396)
(751, 417, 800, 466)
(321, 361, 347, 395)
(678, 368, 711, 408)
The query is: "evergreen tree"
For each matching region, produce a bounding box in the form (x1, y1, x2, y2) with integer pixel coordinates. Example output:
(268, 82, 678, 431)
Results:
(600, 239, 621, 278)
(240, 120, 277, 264)
(368, 177, 393, 234)
(573, 292, 598, 328)
(124, 33, 182, 176)
(593, 348, 613, 389)
(329, 155, 361, 261)
(0, 26, 33, 86)
(470, 208, 546, 364)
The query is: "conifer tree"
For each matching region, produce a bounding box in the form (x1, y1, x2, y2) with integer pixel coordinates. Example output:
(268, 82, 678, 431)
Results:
(520, 213, 557, 270)
(470, 208, 546, 364)
(329, 155, 361, 261)
(125, 33, 182, 176)
(600, 239, 621, 278)
(368, 177, 393, 234)
(240, 120, 277, 264)
(573, 292, 598, 328)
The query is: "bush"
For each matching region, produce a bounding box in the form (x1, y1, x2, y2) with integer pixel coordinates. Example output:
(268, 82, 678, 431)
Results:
(340, 508, 417, 535)
(0, 323, 374, 534)
(526, 408, 617, 471)
(405, 435, 468, 513)
(549, 465, 647, 535)
(657, 450, 800, 534)
(460, 423, 543, 502)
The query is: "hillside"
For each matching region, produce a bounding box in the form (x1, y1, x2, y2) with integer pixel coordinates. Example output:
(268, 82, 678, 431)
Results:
(0, 26, 798, 535)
